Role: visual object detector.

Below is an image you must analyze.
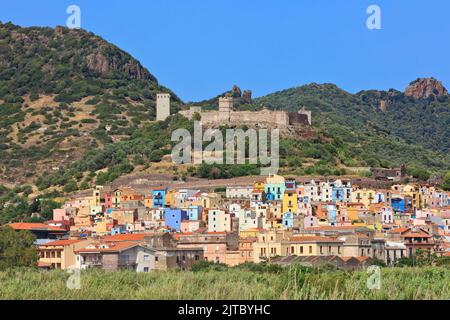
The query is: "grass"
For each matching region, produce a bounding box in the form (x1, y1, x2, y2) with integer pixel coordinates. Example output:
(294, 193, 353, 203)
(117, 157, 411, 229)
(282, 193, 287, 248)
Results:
(0, 266, 449, 300)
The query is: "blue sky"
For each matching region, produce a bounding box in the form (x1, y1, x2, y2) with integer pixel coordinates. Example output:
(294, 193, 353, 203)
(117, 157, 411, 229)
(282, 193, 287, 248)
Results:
(1, 0, 450, 102)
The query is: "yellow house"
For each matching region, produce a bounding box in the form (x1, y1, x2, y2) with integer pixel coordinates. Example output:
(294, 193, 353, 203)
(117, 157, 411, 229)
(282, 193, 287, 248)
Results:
(288, 236, 344, 256)
(282, 191, 298, 213)
(403, 184, 421, 210)
(92, 186, 104, 207)
(112, 189, 122, 208)
(351, 188, 376, 207)
(95, 220, 110, 235)
(166, 189, 176, 207)
(253, 229, 292, 263)
(201, 193, 220, 209)
(38, 239, 91, 270)
(345, 203, 367, 222)
(240, 228, 262, 239)
(144, 196, 153, 209)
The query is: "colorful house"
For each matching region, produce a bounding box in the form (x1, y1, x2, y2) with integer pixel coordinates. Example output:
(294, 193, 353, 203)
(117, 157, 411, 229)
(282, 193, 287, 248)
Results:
(282, 212, 297, 229)
(152, 187, 169, 208)
(282, 190, 298, 213)
(208, 209, 232, 232)
(264, 175, 286, 201)
(165, 208, 188, 232)
(187, 205, 203, 221)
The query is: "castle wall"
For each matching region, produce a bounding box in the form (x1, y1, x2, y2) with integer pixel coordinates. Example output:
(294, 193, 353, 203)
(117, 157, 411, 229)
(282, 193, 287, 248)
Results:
(179, 107, 310, 128)
(229, 110, 289, 127)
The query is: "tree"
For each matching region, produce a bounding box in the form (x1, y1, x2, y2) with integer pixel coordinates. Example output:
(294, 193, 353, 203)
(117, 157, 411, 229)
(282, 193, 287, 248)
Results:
(0, 226, 38, 270)
(441, 171, 450, 191)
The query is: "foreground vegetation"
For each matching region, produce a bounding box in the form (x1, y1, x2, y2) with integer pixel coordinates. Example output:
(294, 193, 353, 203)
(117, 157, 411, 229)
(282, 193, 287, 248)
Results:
(0, 265, 448, 300)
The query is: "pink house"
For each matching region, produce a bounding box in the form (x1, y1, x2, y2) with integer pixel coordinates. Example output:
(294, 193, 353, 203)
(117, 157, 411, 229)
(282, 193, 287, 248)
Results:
(53, 208, 69, 221)
(104, 192, 113, 210)
(180, 220, 201, 233)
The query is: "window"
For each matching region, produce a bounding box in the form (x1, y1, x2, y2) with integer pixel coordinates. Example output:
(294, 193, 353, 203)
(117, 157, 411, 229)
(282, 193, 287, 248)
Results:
(143, 267, 149, 273)
(155, 256, 159, 262)
(300, 246, 304, 254)
(143, 255, 150, 261)
(309, 246, 312, 254)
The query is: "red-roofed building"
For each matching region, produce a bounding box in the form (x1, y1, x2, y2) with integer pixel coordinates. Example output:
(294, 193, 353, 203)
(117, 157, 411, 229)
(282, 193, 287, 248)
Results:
(37, 239, 91, 270)
(8, 222, 68, 242)
(401, 228, 436, 257)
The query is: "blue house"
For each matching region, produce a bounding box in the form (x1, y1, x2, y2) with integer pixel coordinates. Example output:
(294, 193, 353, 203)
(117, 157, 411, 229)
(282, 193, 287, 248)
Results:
(282, 212, 295, 229)
(152, 187, 169, 208)
(165, 208, 188, 232)
(332, 187, 345, 203)
(187, 206, 203, 221)
(111, 225, 126, 235)
(391, 197, 405, 213)
(327, 204, 337, 225)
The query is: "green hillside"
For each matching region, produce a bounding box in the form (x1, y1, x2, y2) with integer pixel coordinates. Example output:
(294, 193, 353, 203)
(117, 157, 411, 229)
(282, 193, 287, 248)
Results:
(0, 21, 182, 185)
(255, 83, 450, 175)
(0, 22, 449, 198)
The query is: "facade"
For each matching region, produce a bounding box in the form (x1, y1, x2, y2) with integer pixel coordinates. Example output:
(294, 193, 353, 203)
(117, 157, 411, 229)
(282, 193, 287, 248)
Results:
(38, 239, 91, 270)
(165, 208, 189, 232)
(288, 236, 344, 257)
(208, 209, 232, 232)
(226, 186, 253, 199)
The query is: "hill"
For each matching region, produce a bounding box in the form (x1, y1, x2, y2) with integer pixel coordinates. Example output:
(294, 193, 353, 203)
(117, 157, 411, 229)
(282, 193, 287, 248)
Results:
(254, 81, 450, 174)
(0, 21, 182, 185)
(0, 22, 449, 198)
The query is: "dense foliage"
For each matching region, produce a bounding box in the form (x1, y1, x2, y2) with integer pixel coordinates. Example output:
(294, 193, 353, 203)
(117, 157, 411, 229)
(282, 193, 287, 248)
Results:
(0, 226, 38, 270)
(0, 265, 448, 299)
(0, 22, 448, 194)
(255, 84, 450, 174)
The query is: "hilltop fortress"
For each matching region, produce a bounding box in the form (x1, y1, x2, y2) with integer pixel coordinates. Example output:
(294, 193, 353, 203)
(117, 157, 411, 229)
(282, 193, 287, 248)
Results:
(157, 93, 312, 129)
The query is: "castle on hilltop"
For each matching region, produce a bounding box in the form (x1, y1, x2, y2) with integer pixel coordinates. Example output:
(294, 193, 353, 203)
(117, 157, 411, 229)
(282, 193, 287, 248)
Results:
(170, 96, 311, 128)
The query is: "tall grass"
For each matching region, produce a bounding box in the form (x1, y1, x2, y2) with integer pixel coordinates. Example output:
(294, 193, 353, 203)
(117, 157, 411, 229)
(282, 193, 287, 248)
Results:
(0, 266, 448, 300)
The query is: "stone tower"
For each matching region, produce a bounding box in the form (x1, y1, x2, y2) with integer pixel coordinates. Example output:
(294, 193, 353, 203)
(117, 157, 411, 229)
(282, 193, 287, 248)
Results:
(156, 93, 171, 121)
(298, 107, 312, 125)
(218, 96, 233, 122)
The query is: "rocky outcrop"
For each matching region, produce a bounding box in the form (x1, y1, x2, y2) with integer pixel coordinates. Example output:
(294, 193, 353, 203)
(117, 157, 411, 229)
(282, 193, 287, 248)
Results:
(405, 78, 448, 99)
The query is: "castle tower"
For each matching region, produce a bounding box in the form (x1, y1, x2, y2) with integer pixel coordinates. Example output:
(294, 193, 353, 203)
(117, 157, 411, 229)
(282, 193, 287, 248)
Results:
(156, 93, 171, 121)
(298, 107, 312, 125)
(218, 96, 233, 122)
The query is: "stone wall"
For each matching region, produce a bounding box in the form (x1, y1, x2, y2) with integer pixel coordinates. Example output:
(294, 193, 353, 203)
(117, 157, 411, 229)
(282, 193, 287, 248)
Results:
(179, 106, 311, 129)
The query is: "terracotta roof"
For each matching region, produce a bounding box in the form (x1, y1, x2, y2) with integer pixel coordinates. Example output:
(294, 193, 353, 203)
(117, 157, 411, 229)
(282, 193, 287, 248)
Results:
(102, 233, 152, 242)
(389, 227, 410, 234)
(40, 239, 82, 246)
(8, 222, 66, 232)
(305, 226, 360, 231)
(402, 231, 432, 238)
(75, 241, 141, 253)
(355, 233, 369, 239)
(290, 236, 343, 243)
